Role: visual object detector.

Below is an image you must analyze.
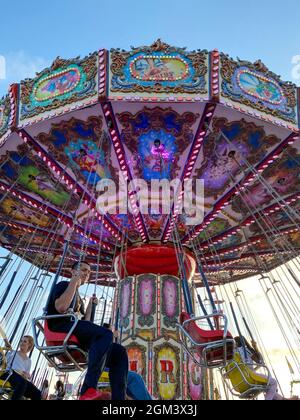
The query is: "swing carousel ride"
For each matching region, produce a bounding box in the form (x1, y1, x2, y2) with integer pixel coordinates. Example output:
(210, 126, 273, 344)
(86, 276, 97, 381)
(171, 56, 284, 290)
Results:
(0, 40, 300, 400)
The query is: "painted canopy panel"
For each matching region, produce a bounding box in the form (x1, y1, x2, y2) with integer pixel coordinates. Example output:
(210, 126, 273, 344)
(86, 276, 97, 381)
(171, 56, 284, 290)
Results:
(0, 95, 12, 144)
(108, 40, 209, 100)
(19, 53, 99, 125)
(220, 54, 299, 128)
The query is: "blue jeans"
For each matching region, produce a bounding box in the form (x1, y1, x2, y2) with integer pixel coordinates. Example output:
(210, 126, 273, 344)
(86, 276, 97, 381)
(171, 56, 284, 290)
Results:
(126, 371, 152, 400)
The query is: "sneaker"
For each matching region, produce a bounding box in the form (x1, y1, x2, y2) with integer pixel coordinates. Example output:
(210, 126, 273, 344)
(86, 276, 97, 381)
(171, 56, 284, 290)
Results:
(79, 388, 103, 401)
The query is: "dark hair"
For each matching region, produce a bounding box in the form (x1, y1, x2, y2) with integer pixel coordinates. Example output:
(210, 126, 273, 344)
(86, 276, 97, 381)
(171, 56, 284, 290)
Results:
(71, 260, 91, 271)
(103, 323, 111, 329)
(43, 379, 49, 388)
(154, 139, 161, 145)
(55, 380, 64, 390)
(55, 380, 65, 399)
(234, 336, 261, 362)
(234, 336, 242, 347)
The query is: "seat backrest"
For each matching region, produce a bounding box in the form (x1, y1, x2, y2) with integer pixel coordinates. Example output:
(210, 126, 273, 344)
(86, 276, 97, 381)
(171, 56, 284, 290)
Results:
(44, 321, 80, 346)
(180, 312, 232, 344)
(226, 352, 269, 393)
(43, 321, 87, 366)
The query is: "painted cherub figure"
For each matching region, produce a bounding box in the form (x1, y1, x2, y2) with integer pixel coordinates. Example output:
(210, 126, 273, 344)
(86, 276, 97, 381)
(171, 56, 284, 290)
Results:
(150, 139, 172, 172)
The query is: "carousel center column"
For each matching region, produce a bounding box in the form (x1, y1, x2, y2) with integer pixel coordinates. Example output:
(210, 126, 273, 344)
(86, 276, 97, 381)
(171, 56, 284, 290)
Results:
(113, 244, 204, 400)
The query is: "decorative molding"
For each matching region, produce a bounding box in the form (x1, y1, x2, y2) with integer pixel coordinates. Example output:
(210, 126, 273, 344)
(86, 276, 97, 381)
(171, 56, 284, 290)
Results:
(20, 53, 98, 120)
(220, 54, 298, 123)
(110, 40, 208, 95)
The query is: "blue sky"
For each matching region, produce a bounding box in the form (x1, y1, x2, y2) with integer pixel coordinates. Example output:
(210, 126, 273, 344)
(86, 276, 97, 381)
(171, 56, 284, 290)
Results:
(0, 0, 300, 96)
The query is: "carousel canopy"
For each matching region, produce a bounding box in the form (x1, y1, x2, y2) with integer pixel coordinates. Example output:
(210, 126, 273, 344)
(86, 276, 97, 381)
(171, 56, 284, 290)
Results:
(0, 40, 299, 285)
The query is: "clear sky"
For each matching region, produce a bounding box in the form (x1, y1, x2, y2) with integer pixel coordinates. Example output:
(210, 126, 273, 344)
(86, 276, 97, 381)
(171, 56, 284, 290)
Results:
(0, 0, 300, 399)
(0, 0, 300, 96)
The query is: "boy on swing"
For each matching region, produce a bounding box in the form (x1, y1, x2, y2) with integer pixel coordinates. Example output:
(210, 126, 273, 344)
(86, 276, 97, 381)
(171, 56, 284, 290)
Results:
(45, 260, 128, 400)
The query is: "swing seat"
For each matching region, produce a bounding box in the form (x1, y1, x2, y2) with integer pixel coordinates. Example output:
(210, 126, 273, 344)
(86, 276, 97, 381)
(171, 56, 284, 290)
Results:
(0, 372, 12, 398)
(178, 312, 235, 368)
(32, 315, 88, 373)
(0, 378, 11, 389)
(0, 348, 12, 397)
(44, 320, 80, 347)
(96, 368, 111, 400)
(98, 369, 111, 396)
(99, 369, 110, 384)
(222, 352, 270, 399)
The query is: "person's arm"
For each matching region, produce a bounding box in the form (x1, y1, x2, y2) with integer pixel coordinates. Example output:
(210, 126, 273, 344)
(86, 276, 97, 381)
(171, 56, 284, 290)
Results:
(5, 351, 14, 368)
(21, 371, 31, 381)
(4, 339, 12, 351)
(112, 328, 120, 341)
(55, 276, 81, 314)
(84, 295, 98, 322)
(251, 340, 264, 364)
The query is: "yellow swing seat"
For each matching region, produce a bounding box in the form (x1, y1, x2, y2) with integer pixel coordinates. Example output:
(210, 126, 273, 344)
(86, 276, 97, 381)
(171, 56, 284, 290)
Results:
(222, 352, 271, 399)
(0, 378, 12, 389)
(0, 347, 12, 398)
(94, 370, 111, 400)
(99, 370, 110, 387)
(0, 373, 12, 398)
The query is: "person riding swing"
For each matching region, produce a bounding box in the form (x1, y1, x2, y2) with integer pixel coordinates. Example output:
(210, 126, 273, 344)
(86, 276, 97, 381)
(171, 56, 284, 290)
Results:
(45, 260, 129, 400)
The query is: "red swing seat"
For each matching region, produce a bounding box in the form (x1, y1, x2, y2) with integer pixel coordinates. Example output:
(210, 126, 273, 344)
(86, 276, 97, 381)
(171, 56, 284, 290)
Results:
(179, 312, 235, 366)
(44, 320, 80, 346)
(32, 314, 88, 372)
